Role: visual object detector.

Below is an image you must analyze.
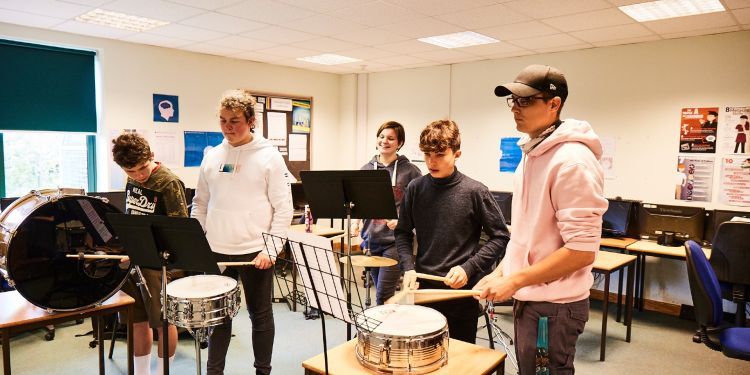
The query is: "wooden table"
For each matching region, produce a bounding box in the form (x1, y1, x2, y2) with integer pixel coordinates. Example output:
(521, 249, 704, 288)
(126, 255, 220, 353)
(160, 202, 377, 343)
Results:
(599, 237, 638, 249)
(624, 240, 711, 311)
(291, 224, 345, 238)
(302, 338, 506, 375)
(591, 251, 636, 361)
(0, 290, 135, 375)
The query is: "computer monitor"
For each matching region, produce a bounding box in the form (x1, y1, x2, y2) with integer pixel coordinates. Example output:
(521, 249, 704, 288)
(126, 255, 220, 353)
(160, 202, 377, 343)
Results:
(87, 191, 126, 213)
(291, 182, 307, 211)
(638, 203, 705, 246)
(602, 198, 637, 237)
(0, 197, 19, 212)
(704, 209, 750, 245)
(490, 191, 512, 225)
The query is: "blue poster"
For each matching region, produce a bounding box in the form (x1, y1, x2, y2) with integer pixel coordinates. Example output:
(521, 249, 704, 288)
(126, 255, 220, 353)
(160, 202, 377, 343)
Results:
(153, 94, 179, 123)
(184, 131, 224, 167)
(499, 137, 522, 172)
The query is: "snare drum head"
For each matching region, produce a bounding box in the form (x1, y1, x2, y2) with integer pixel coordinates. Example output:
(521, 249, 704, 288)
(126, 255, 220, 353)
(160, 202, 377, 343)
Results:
(0, 190, 129, 311)
(166, 275, 237, 298)
(356, 304, 447, 336)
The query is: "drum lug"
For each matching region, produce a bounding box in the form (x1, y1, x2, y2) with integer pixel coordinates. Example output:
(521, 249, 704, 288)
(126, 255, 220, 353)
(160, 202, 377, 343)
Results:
(380, 338, 391, 366)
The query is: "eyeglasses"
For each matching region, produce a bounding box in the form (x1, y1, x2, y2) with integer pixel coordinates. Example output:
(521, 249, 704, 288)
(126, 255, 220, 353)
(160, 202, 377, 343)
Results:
(506, 95, 546, 108)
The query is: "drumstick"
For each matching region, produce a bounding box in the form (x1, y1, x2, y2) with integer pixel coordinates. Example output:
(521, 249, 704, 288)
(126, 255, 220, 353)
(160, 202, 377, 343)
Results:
(217, 261, 257, 267)
(66, 254, 128, 260)
(413, 272, 449, 283)
(411, 289, 482, 297)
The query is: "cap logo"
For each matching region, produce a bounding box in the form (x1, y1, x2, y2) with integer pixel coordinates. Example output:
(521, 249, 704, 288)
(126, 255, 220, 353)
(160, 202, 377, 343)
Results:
(549, 83, 556, 91)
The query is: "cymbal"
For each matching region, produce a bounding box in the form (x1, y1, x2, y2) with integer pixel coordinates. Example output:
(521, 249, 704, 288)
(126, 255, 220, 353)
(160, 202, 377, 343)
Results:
(339, 255, 397, 267)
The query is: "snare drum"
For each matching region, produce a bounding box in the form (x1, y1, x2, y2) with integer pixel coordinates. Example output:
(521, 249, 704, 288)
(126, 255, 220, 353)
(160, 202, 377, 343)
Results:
(0, 188, 128, 311)
(355, 304, 449, 374)
(165, 275, 241, 329)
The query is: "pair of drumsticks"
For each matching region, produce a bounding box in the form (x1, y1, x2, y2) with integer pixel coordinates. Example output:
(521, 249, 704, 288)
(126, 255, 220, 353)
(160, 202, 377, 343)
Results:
(65, 253, 256, 267)
(386, 271, 482, 304)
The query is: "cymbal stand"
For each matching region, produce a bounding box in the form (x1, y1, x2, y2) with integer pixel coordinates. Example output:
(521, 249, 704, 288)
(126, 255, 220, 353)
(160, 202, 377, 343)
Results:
(481, 301, 518, 372)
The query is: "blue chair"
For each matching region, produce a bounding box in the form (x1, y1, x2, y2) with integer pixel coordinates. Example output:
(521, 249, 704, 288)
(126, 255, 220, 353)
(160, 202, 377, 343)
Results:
(684, 240, 750, 360)
(710, 221, 750, 326)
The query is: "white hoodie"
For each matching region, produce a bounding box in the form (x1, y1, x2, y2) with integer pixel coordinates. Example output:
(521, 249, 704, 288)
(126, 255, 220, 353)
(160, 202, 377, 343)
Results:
(191, 136, 293, 255)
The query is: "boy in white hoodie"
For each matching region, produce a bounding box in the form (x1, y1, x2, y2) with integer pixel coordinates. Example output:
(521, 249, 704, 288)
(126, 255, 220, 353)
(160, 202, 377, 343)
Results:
(476, 65, 607, 374)
(191, 89, 293, 375)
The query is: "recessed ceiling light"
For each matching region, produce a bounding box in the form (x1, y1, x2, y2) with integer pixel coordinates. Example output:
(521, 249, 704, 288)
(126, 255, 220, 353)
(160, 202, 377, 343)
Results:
(619, 0, 725, 22)
(75, 9, 169, 32)
(297, 54, 361, 65)
(418, 31, 498, 49)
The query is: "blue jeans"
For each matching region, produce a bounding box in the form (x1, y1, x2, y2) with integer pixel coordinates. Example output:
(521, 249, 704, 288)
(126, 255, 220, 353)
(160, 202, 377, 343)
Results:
(369, 243, 400, 305)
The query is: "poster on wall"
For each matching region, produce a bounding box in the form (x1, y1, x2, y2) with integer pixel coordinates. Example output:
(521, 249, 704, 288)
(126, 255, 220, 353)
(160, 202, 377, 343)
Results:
(675, 156, 714, 202)
(153, 94, 179, 123)
(499, 137, 521, 172)
(720, 106, 750, 155)
(600, 136, 616, 180)
(679, 107, 718, 153)
(184, 131, 224, 167)
(719, 156, 750, 206)
(292, 100, 311, 133)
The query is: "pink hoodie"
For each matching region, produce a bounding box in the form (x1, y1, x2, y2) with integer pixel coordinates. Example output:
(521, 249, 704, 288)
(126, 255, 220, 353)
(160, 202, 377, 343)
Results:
(502, 119, 608, 303)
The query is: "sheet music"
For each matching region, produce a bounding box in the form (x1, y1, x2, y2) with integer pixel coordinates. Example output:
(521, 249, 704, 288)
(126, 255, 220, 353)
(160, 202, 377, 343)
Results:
(77, 199, 113, 243)
(285, 231, 352, 324)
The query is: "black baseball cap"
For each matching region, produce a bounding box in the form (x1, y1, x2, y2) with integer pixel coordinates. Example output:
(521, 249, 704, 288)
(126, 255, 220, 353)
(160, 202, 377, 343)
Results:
(494, 64, 568, 102)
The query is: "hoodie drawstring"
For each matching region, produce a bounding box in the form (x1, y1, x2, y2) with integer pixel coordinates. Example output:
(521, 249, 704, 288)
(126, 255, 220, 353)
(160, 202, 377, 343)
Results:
(374, 156, 398, 186)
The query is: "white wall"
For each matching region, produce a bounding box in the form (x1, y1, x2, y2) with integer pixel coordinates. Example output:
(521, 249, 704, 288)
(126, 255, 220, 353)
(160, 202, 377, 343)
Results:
(365, 30, 750, 306)
(0, 22, 346, 189)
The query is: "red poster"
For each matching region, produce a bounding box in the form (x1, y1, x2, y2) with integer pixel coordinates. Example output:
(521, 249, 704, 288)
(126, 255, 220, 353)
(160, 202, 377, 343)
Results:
(680, 107, 718, 153)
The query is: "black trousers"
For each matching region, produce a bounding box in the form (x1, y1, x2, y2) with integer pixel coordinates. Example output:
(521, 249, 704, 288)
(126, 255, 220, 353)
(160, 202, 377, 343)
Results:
(418, 280, 480, 344)
(207, 252, 275, 375)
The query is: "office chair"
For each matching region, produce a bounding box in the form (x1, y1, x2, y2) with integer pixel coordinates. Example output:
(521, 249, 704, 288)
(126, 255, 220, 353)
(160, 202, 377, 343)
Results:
(710, 221, 750, 326)
(684, 240, 750, 361)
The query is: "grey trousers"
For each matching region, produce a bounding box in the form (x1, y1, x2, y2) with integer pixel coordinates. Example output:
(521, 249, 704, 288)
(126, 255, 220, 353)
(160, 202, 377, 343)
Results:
(207, 252, 275, 375)
(513, 298, 589, 375)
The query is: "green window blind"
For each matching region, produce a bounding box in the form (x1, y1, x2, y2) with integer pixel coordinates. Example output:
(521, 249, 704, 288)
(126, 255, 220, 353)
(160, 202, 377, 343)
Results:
(0, 39, 96, 132)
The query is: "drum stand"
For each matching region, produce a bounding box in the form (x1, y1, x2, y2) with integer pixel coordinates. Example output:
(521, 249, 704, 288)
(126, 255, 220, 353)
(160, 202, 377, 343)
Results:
(481, 301, 518, 372)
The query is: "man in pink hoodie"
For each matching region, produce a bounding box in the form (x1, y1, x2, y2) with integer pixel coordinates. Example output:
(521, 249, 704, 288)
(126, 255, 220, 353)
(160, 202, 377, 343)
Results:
(476, 64, 607, 374)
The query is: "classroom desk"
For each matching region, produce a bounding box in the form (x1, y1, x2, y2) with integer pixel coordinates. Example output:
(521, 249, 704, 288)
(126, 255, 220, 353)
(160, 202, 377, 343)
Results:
(600, 237, 638, 249)
(591, 251, 636, 362)
(290, 224, 345, 238)
(302, 338, 506, 375)
(0, 290, 135, 375)
(624, 240, 711, 311)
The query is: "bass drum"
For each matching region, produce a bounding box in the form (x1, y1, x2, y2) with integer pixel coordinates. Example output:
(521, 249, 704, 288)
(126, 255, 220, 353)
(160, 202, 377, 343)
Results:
(0, 188, 130, 311)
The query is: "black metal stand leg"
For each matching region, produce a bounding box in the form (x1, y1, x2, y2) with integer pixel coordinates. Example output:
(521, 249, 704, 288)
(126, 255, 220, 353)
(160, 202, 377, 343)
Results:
(98, 315, 105, 374)
(161, 262, 170, 375)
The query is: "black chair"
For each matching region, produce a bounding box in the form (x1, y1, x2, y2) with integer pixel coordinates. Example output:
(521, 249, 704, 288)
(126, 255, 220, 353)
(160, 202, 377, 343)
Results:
(710, 221, 750, 326)
(684, 240, 750, 360)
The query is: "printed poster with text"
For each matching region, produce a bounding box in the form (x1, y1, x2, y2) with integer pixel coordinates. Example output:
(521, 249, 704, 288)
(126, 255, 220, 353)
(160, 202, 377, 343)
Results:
(679, 107, 718, 153)
(675, 156, 714, 202)
(719, 156, 750, 206)
(720, 106, 750, 155)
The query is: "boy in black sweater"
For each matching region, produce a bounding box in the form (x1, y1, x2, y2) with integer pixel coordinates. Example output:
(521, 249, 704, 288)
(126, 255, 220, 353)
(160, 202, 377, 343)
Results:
(394, 119, 510, 343)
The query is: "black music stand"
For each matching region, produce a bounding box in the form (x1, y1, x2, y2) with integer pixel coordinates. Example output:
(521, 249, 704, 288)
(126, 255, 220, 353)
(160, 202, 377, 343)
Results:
(300, 170, 397, 339)
(106, 213, 220, 375)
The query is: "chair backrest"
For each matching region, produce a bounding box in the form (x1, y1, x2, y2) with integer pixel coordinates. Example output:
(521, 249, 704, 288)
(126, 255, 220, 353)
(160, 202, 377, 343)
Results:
(710, 221, 750, 285)
(684, 240, 723, 328)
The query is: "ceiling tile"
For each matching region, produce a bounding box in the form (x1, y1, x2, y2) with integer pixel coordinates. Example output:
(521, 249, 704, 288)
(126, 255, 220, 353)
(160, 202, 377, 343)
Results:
(476, 21, 560, 40)
(329, 1, 422, 27)
(278, 14, 364, 36)
(337, 60, 392, 73)
(231, 50, 285, 63)
(206, 35, 275, 51)
(480, 49, 535, 60)
(504, 0, 611, 19)
(59, 0, 113, 6)
(542, 8, 635, 32)
(507, 33, 584, 50)
(0, 0, 90, 19)
(384, 0, 498, 17)
(591, 35, 661, 47)
(52, 19, 136, 38)
(376, 39, 442, 54)
(724, 0, 750, 9)
(218, 0, 315, 24)
(379, 16, 464, 38)
(459, 41, 527, 56)
(179, 11, 267, 34)
(241, 26, 316, 44)
(661, 25, 741, 39)
(733, 7, 750, 24)
(119, 32, 193, 48)
(570, 23, 655, 43)
(644, 12, 738, 34)
(0, 8, 66, 28)
(165, 0, 245, 11)
(148, 23, 227, 42)
(372, 54, 431, 66)
(435, 3, 531, 29)
(330, 27, 410, 46)
(103, 0, 204, 22)
(333, 46, 397, 60)
(254, 45, 321, 58)
(181, 42, 242, 56)
(289, 37, 362, 52)
(277, 0, 372, 13)
(418, 48, 477, 63)
(533, 42, 592, 54)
